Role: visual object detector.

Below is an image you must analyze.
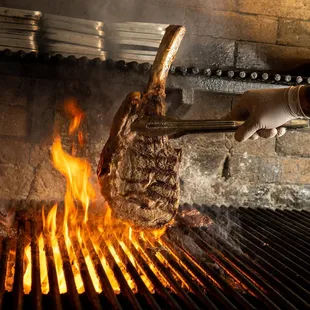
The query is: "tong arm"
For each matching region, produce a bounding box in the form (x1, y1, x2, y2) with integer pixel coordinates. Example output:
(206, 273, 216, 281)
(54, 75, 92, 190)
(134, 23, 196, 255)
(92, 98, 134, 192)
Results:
(131, 116, 309, 139)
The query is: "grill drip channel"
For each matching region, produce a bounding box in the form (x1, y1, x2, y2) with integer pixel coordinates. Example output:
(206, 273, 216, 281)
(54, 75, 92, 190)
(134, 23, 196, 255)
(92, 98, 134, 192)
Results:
(0, 202, 310, 310)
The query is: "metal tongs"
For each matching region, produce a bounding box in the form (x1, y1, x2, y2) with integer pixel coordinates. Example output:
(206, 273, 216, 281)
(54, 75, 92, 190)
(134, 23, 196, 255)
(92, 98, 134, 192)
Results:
(131, 116, 310, 139)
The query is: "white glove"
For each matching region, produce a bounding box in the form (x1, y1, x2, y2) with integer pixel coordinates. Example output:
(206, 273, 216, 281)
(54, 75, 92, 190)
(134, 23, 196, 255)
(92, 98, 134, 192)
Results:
(225, 86, 308, 142)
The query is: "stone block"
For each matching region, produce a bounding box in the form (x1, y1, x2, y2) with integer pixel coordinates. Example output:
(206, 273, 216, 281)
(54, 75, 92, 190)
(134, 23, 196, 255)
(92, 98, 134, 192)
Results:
(229, 155, 280, 183)
(278, 19, 310, 48)
(185, 9, 278, 43)
(30, 79, 56, 143)
(179, 152, 227, 205)
(177, 133, 228, 154)
(0, 75, 33, 107)
(230, 155, 310, 185)
(148, 0, 237, 10)
(239, 0, 310, 21)
(184, 92, 233, 119)
(85, 83, 138, 144)
(276, 131, 310, 157)
(229, 133, 276, 156)
(28, 161, 66, 201)
(280, 157, 310, 184)
(102, 0, 186, 24)
(176, 35, 235, 67)
(0, 139, 31, 165)
(29, 144, 51, 167)
(218, 183, 310, 209)
(0, 104, 28, 137)
(0, 164, 34, 199)
(236, 42, 310, 71)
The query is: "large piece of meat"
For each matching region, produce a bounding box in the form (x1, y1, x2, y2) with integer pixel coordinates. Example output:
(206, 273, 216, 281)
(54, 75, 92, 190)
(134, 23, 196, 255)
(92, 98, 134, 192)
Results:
(97, 25, 185, 230)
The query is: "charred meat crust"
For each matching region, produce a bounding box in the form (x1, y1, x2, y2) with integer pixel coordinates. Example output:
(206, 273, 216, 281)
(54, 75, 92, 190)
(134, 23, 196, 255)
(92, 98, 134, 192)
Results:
(97, 25, 185, 230)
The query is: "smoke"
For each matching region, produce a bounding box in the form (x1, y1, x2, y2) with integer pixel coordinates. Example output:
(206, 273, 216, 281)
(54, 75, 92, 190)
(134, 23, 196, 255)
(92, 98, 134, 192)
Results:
(199, 204, 243, 255)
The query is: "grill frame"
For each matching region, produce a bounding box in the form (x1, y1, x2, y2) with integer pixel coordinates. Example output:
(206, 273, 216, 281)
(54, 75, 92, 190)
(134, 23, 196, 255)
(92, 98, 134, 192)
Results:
(1, 202, 310, 310)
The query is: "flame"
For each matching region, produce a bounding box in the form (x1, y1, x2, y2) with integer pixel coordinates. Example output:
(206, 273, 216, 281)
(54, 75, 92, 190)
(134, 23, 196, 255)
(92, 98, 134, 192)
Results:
(64, 98, 85, 135)
(51, 136, 95, 223)
(22, 99, 175, 296)
(44, 205, 67, 293)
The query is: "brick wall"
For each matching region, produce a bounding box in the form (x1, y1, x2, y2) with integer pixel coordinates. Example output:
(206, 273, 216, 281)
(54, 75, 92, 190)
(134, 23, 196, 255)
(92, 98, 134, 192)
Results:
(1, 0, 310, 71)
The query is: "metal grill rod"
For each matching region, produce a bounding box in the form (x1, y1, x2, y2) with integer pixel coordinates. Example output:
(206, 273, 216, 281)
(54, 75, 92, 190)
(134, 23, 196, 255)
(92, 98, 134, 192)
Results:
(92, 227, 143, 310)
(30, 219, 42, 310)
(0, 238, 10, 310)
(139, 237, 201, 310)
(162, 234, 238, 310)
(43, 226, 62, 310)
(178, 221, 282, 310)
(127, 234, 183, 310)
(246, 208, 310, 253)
(83, 229, 122, 310)
(110, 235, 161, 310)
(147, 235, 219, 310)
(70, 234, 102, 310)
(203, 207, 309, 309)
(166, 228, 256, 310)
(238, 208, 310, 278)
(57, 234, 82, 310)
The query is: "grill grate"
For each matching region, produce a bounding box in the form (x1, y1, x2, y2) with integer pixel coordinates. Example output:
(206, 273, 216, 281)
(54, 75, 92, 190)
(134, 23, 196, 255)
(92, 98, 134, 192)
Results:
(0, 203, 310, 310)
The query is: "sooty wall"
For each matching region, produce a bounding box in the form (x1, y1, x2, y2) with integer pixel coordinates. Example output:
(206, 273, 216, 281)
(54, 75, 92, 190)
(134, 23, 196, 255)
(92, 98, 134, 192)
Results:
(0, 62, 310, 213)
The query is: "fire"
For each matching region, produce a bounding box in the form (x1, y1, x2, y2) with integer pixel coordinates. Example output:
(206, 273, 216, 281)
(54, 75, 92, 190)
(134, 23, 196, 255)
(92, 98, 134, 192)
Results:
(22, 98, 171, 295)
(51, 136, 95, 223)
(64, 98, 85, 135)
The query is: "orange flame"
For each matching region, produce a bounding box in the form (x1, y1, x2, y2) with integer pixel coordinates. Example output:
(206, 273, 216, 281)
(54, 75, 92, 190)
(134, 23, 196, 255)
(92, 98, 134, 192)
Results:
(64, 98, 85, 135)
(51, 136, 95, 223)
(22, 99, 175, 296)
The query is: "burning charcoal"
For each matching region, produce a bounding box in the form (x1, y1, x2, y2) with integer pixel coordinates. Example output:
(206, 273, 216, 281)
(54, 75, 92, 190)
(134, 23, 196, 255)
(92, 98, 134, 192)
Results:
(97, 26, 185, 230)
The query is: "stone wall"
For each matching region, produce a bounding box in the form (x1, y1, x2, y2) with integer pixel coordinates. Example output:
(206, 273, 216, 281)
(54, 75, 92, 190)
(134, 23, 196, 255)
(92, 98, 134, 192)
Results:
(1, 0, 310, 71)
(1, 66, 310, 211)
(1, 0, 310, 211)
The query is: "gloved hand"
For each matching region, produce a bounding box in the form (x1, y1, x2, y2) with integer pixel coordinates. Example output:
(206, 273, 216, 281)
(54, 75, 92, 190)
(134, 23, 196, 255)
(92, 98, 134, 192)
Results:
(224, 86, 308, 142)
